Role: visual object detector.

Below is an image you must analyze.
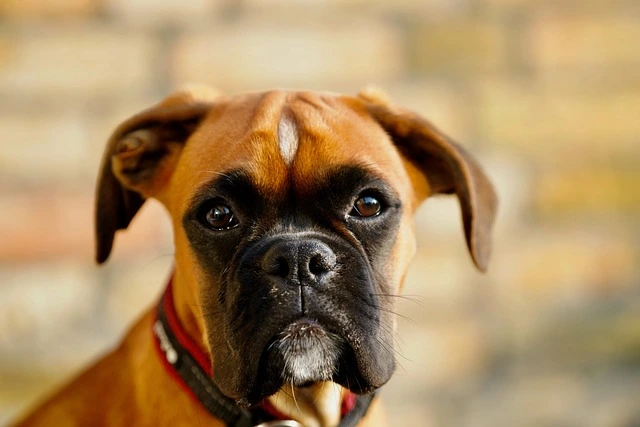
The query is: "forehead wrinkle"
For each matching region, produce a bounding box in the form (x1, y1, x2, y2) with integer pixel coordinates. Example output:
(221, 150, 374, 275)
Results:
(288, 96, 410, 198)
(284, 95, 360, 192)
(175, 91, 294, 206)
(242, 91, 293, 193)
(236, 90, 287, 138)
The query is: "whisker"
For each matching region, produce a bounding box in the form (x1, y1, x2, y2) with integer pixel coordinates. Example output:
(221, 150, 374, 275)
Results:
(372, 293, 425, 308)
(356, 298, 418, 325)
(291, 380, 301, 415)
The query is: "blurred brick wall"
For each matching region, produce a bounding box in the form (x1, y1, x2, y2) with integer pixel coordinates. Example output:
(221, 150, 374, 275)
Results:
(1, 0, 639, 426)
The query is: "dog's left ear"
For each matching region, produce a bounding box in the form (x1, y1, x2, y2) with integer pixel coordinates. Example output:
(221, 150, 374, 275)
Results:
(95, 86, 221, 264)
(359, 90, 498, 272)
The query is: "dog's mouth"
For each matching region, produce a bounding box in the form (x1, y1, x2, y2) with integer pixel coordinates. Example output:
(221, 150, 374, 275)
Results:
(247, 318, 359, 403)
(212, 310, 394, 407)
(268, 319, 345, 385)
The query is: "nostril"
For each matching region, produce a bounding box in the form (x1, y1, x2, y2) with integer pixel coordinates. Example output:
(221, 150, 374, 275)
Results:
(307, 250, 337, 278)
(263, 255, 290, 278)
(273, 257, 290, 278)
(309, 256, 326, 276)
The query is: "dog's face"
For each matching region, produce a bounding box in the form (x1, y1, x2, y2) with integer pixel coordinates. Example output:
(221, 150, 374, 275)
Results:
(172, 92, 418, 403)
(95, 87, 497, 405)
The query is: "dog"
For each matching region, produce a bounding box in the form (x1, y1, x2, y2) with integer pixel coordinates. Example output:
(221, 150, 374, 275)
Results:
(13, 86, 497, 427)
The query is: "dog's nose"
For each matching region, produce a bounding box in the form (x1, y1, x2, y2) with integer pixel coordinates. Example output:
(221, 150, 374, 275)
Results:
(261, 239, 337, 286)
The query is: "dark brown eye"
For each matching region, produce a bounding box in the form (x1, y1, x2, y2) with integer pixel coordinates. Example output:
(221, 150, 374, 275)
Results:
(351, 195, 382, 218)
(204, 204, 238, 230)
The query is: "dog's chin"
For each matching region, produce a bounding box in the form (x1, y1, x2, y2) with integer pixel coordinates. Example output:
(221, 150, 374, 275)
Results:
(245, 319, 346, 404)
(276, 319, 344, 386)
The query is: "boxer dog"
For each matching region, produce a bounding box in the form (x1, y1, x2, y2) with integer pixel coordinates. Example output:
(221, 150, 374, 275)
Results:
(14, 86, 497, 427)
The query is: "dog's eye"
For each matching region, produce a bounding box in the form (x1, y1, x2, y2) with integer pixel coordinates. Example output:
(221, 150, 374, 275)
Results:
(351, 195, 382, 218)
(204, 204, 238, 230)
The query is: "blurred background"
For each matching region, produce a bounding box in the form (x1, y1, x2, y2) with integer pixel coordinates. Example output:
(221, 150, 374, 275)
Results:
(1, 0, 639, 425)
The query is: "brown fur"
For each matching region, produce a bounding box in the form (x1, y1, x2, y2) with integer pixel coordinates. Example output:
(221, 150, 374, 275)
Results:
(14, 86, 496, 427)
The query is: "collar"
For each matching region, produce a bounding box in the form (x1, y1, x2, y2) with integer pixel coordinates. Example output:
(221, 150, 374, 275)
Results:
(152, 278, 376, 427)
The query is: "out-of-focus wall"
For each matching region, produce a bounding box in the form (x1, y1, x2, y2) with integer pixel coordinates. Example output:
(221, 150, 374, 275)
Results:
(1, 0, 639, 425)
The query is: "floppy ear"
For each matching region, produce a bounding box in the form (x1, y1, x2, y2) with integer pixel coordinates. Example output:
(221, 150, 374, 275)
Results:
(95, 86, 221, 264)
(359, 91, 498, 272)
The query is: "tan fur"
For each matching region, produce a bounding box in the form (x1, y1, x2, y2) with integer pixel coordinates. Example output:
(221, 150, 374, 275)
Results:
(14, 87, 496, 427)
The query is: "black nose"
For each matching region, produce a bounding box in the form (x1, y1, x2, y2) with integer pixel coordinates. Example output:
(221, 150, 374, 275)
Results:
(261, 239, 337, 286)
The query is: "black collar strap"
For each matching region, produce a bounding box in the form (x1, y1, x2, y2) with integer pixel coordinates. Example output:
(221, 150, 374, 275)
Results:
(152, 279, 376, 427)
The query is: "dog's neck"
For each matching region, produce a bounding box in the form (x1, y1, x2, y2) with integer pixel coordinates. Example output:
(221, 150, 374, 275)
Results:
(167, 269, 346, 427)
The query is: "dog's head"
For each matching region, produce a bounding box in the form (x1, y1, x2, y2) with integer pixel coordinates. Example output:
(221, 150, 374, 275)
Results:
(95, 87, 497, 405)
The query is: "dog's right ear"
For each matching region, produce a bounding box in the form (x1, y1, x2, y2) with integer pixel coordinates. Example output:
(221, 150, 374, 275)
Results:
(95, 86, 221, 264)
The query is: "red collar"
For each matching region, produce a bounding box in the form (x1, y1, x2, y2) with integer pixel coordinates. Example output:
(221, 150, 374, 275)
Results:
(152, 278, 358, 424)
